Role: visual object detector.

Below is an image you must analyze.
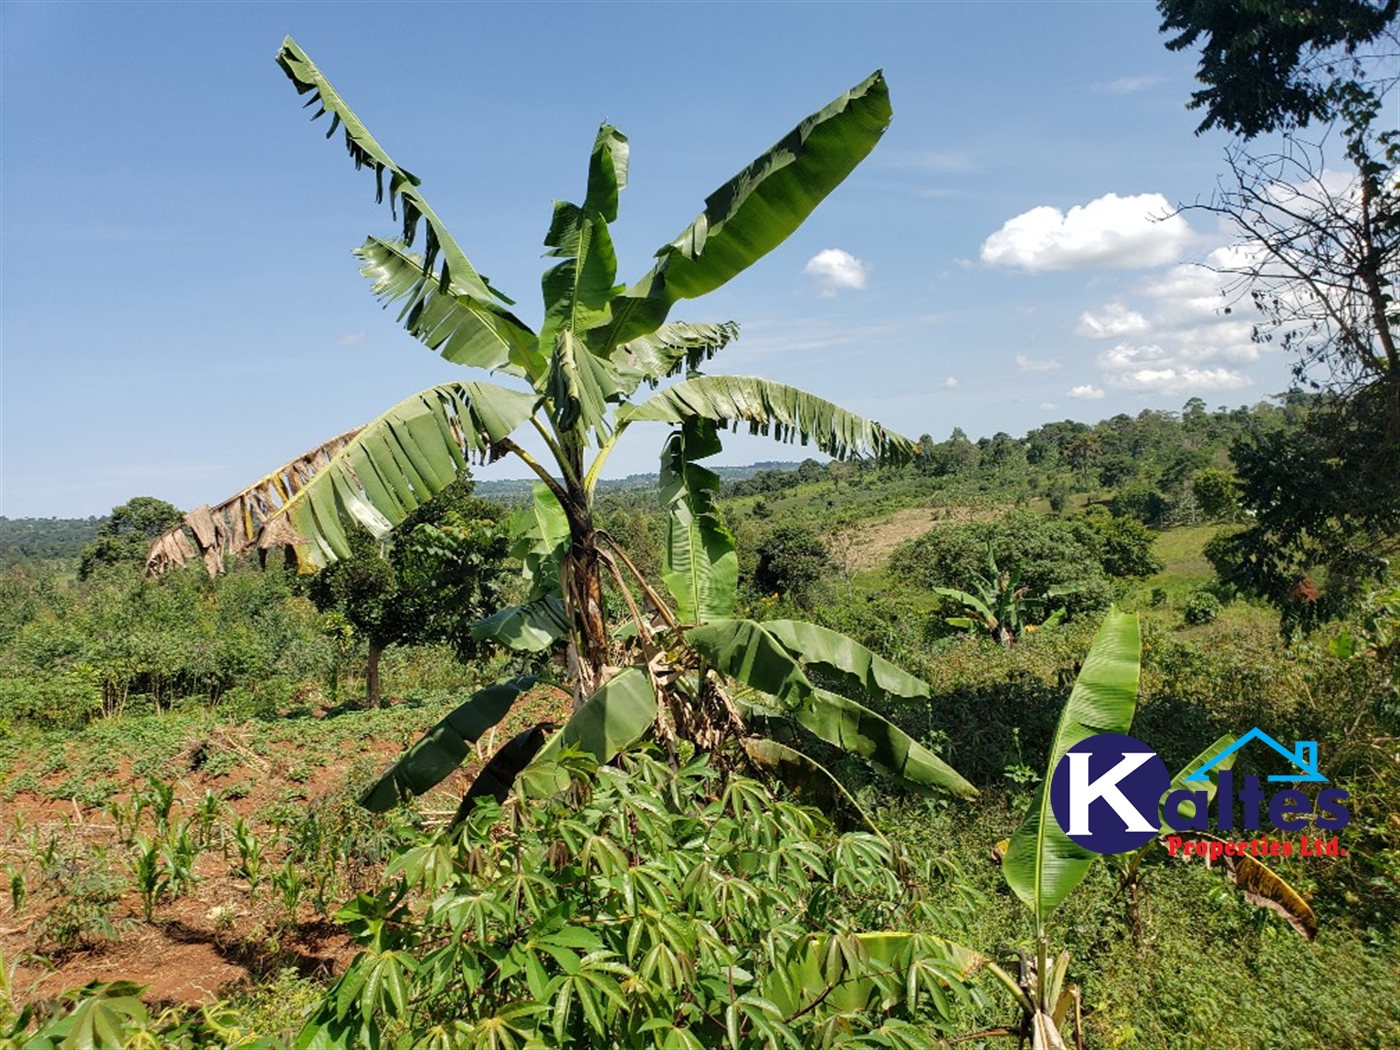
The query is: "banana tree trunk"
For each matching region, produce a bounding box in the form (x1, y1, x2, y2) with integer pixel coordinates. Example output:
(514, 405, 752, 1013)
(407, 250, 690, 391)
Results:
(561, 483, 609, 708)
(365, 638, 383, 709)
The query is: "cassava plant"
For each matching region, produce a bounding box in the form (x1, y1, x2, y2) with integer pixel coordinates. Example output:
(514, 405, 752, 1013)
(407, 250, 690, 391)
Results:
(148, 40, 977, 824)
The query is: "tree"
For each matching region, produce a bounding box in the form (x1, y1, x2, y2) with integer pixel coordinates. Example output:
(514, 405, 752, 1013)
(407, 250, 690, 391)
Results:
(150, 41, 975, 822)
(1159, 0, 1397, 137)
(1162, 1, 1400, 626)
(306, 475, 508, 707)
(753, 523, 833, 608)
(79, 497, 183, 579)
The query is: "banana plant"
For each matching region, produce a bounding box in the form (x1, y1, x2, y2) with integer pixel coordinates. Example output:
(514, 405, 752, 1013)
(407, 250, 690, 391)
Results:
(934, 545, 1078, 646)
(993, 609, 1317, 1048)
(146, 40, 975, 824)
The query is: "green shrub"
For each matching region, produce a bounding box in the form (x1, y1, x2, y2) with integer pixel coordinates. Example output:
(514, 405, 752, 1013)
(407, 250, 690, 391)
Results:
(300, 747, 985, 1046)
(891, 510, 1112, 621)
(1182, 590, 1223, 626)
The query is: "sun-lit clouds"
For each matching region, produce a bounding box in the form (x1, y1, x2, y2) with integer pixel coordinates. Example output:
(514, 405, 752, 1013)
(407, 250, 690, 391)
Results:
(804, 248, 869, 296)
(1015, 353, 1061, 372)
(336, 331, 367, 346)
(1096, 342, 1251, 394)
(1069, 384, 1105, 400)
(944, 376, 960, 388)
(980, 192, 1194, 272)
(1077, 302, 1149, 339)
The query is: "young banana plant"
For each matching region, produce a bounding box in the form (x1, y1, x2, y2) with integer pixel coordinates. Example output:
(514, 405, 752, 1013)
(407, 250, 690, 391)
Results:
(993, 609, 1317, 1048)
(147, 40, 977, 825)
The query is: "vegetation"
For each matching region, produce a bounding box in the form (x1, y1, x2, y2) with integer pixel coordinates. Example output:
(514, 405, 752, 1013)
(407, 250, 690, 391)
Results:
(2, 12, 1399, 1048)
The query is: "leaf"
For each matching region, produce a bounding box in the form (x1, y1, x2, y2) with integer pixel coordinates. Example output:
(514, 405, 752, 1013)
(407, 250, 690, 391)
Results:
(660, 420, 737, 624)
(762, 619, 931, 700)
(688, 619, 976, 799)
(547, 329, 622, 442)
(277, 38, 542, 381)
(597, 71, 892, 348)
(508, 483, 571, 601)
(145, 427, 363, 577)
(518, 668, 658, 798)
(355, 237, 542, 378)
(1199, 832, 1319, 940)
(271, 382, 537, 571)
(768, 932, 987, 1017)
(610, 321, 740, 395)
(741, 738, 878, 834)
(1003, 609, 1141, 926)
(1122, 733, 1239, 877)
(470, 596, 570, 653)
(358, 676, 536, 812)
(800, 688, 977, 800)
(450, 724, 555, 825)
(622, 375, 916, 464)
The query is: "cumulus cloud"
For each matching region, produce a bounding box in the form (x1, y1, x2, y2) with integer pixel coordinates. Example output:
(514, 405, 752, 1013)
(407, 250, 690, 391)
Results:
(1097, 343, 1250, 394)
(980, 192, 1193, 272)
(1077, 303, 1149, 339)
(1015, 354, 1061, 372)
(804, 248, 869, 295)
(944, 376, 960, 388)
(1069, 384, 1106, 400)
(337, 331, 367, 347)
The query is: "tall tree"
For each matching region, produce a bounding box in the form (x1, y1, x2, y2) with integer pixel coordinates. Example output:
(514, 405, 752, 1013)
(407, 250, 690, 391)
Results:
(1161, 0, 1399, 624)
(79, 497, 183, 579)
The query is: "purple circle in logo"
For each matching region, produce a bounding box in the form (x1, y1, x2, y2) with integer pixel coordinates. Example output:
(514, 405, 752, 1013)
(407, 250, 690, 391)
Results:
(1049, 733, 1169, 855)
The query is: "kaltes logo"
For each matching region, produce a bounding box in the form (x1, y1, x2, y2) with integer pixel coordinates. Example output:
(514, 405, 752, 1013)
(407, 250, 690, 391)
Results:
(1049, 730, 1350, 858)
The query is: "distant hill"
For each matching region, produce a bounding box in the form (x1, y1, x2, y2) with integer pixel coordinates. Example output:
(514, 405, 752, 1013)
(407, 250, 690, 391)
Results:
(475, 462, 803, 502)
(0, 516, 101, 568)
(0, 463, 807, 566)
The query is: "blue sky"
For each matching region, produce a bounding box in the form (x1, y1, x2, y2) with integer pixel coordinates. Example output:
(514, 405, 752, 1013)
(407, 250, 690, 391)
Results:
(2, 2, 1279, 518)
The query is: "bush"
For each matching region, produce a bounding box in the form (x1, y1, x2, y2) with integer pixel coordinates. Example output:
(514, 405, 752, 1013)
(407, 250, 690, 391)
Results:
(891, 510, 1112, 622)
(1182, 589, 1223, 626)
(299, 748, 985, 1046)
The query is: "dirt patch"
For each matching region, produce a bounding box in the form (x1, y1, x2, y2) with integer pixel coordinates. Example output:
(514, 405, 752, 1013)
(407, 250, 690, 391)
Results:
(830, 505, 996, 573)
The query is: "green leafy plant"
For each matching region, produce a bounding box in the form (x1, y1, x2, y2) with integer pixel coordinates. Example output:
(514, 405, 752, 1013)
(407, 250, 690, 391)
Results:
(231, 817, 266, 899)
(147, 41, 975, 828)
(991, 609, 1318, 1047)
(298, 748, 989, 1048)
(934, 546, 1077, 646)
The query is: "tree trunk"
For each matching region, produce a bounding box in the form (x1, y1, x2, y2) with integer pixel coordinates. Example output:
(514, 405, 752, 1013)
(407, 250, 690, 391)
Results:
(561, 485, 610, 709)
(365, 638, 383, 709)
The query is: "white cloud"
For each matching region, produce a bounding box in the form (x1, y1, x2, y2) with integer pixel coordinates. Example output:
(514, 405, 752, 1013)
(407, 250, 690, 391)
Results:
(1096, 74, 1164, 95)
(1077, 303, 1149, 339)
(804, 248, 869, 295)
(1069, 384, 1105, 400)
(336, 332, 367, 347)
(1097, 343, 1251, 394)
(980, 192, 1193, 272)
(1015, 354, 1061, 372)
(944, 376, 960, 388)
(1040, 401, 1060, 410)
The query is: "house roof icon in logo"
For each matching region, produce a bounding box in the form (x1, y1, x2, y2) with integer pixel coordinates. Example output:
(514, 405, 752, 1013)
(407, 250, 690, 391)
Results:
(1183, 727, 1327, 783)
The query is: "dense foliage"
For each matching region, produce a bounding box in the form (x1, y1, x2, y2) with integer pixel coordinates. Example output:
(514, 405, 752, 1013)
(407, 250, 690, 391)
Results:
(303, 749, 987, 1048)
